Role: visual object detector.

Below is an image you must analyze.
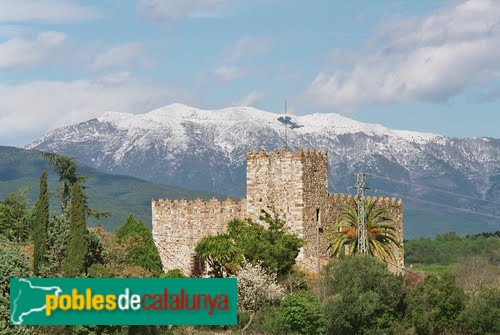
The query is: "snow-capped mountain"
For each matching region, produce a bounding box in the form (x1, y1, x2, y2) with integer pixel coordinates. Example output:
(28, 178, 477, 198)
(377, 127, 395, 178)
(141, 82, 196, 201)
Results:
(28, 103, 500, 237)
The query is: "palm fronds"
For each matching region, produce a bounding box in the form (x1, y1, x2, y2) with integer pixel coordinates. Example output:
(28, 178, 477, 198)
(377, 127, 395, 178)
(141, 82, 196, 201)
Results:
(326, 199, 401, 264)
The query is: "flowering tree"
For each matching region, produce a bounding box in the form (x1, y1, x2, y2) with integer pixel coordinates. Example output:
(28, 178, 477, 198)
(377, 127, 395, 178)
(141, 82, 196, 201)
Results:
(235, 262, 285, 334)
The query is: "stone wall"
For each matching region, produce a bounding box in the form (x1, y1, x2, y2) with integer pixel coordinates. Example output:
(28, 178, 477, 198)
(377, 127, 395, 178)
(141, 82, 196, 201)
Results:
(309, 194, 404, 273)
(246, 151, 306, 239)
(152, 197, 246, 276)
(152, 149, 404, 276)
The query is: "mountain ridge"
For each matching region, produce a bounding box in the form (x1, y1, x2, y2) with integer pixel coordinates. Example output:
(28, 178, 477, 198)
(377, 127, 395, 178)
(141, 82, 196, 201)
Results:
(26, 103, 500, 238)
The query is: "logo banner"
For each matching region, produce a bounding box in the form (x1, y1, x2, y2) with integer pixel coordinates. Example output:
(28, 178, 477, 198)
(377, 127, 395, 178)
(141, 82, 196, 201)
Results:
(10, 278, 237, 326)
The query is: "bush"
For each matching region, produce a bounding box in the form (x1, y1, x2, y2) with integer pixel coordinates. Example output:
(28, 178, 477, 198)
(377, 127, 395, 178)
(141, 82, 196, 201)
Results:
(87, 263, 114, 278)
(323, 255, 408, 335)
(281, 291, 326, 335)
(407, 273, 466, 335)
(72, 325, 123, 335)
(458, 287, 500, 335)
(252, 306, 283, 335)
(0, 246, 35, 335)
(160, 269, 186, 278)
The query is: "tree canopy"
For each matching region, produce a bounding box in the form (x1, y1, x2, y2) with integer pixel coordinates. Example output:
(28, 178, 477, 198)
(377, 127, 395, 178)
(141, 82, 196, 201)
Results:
(195, 211, 303, 278)
(64, 181, 88, 277)
(114, 215, 163, 275)
(322, 255, 407, 335)
(33, 171, 49, 275)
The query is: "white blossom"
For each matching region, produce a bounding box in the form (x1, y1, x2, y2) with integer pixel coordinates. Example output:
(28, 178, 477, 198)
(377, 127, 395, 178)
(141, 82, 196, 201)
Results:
(234, 262, 285, 312)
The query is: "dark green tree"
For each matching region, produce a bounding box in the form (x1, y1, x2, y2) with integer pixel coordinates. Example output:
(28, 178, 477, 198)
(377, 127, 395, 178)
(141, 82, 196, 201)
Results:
(0, 189, 33, 243)
(281, 291, 326, 335)
(195, 233, 240, 277)
(44, 152, 110, 219)
(64, 182, 88, 277)
(255, 210, 304, 276)
(33, 171, 49, 275)
(195, 214, 302, 278)
(44, 153, 79, 212)
(323, 255, 408, 335)
(114, 215, 163, 275)
(85, 228, 106, 271)
(42, 214, 69, 277)
(407, 273, 466, 335)
(458, 287, 500, 335)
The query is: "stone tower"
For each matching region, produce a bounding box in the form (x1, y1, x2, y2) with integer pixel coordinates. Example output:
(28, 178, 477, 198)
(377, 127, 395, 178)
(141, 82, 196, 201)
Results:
(245, 150, 329, 261)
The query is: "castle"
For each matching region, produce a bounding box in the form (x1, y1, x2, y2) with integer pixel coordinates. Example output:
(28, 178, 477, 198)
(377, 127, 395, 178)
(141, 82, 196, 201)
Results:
(152, 150, 403, 276)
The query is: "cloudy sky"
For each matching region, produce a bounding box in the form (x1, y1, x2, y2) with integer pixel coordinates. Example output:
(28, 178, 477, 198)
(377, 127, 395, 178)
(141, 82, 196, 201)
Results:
(1, 0, 500, 146)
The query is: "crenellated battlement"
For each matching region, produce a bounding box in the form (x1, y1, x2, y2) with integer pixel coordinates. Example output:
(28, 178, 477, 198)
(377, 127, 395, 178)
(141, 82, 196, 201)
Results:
(152, 196, 244, 208)
(327, 193, 402, 205)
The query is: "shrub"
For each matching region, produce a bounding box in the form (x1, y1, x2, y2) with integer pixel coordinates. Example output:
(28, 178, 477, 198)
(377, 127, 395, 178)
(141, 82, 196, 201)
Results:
(281, 291, 326, 335)
(323, 255, 408, 335)
(252, 306, 283, 335)
(458, 287, 500, 335)
(160, 269, 186, 278)
(407, 272, 466, 335)
(0, 246, 35, 335)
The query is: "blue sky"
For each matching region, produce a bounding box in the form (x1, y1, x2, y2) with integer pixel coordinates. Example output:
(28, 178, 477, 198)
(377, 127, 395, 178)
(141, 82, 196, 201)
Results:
(1, 0, 500, 146)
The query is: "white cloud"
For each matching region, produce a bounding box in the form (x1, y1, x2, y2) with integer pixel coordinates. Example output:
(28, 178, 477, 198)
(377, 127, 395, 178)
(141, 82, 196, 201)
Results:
(212, 36, 271, 82)
(0, 0, 99, 23)
(0, 31, 66, 70)
(303, 0, 500, 112)
(237, 90, 265, 106)
(0, 75, 188, 145)
(138, 0, 229, 25)
(214, 65, 246, 81)
(90, 43, 145, 72)
(223, 36, 271, 62)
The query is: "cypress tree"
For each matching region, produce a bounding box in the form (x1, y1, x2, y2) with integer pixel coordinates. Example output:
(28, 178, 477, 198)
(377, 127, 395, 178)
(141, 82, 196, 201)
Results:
(64, 181, 88, 277)
(33, 170, 49, 275)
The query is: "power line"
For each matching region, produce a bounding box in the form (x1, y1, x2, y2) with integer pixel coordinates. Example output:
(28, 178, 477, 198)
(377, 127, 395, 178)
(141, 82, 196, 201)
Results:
(372, 188, 500, 220)
(371, 174, 500, 206)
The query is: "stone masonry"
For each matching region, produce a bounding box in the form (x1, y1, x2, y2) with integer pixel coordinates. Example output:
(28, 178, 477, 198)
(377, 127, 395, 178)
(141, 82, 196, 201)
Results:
(152, 150, 403, 276)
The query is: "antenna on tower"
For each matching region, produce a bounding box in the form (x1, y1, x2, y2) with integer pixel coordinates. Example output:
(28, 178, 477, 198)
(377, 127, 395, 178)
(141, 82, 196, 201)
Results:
(284, 98, 289, 151)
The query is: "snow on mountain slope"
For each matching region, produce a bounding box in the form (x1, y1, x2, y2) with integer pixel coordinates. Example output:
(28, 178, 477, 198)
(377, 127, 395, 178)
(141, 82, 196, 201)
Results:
(92, 103, 441, 144)
(27, 103, 500, 237)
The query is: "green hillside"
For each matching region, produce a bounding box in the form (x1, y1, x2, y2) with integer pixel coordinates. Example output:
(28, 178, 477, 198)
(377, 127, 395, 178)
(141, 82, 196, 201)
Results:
(0, 146, 218, 231)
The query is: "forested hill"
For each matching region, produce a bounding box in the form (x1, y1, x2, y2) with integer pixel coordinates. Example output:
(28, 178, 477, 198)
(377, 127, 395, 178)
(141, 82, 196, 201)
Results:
(0, 146, 217, 231)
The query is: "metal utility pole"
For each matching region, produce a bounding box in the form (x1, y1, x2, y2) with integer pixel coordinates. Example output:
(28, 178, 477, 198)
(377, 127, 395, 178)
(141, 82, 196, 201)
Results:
(355, 173, 369, 254)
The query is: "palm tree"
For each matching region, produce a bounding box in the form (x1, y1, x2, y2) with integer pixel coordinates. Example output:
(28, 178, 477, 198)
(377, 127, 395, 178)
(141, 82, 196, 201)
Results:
(326, 198, 401, 264)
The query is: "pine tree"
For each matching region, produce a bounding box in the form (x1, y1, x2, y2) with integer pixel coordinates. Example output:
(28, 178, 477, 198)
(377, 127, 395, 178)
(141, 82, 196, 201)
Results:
(33, 171, 49, 275)
(64, 181, 88, 277)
